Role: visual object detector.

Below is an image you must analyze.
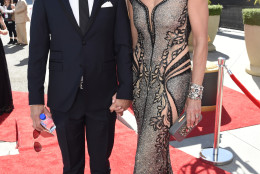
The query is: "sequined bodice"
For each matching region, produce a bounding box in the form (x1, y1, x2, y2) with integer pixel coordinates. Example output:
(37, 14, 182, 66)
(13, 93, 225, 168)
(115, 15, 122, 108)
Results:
(132, 0, 191, 69)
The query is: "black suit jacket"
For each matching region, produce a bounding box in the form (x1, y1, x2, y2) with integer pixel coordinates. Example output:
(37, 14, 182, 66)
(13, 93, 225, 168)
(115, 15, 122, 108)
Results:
(28, 0, 133, 112)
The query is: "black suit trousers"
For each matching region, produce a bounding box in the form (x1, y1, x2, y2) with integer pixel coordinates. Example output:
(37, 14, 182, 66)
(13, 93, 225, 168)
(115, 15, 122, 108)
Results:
(51, 89, 117, 174)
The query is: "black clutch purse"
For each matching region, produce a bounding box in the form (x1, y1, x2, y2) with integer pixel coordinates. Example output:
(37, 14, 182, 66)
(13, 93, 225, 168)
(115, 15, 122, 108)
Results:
(169, 112, 202, 142)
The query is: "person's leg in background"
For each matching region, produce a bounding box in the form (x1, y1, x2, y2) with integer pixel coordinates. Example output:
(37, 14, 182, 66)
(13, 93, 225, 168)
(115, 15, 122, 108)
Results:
(16, 22, 28, 45)
(4, 21, 13, 44)
(10, 21, 17, 44)
(85, 110, 117, 174)
(16, 23, 21, 44)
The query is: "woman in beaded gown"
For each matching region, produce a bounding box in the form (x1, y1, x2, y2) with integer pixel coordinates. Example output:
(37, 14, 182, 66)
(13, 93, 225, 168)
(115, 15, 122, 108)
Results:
(127, 0, 208, 173)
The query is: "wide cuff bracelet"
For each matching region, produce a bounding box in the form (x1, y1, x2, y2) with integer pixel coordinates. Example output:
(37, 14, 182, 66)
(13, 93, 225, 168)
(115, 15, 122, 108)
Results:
(188, 83, 204, 100)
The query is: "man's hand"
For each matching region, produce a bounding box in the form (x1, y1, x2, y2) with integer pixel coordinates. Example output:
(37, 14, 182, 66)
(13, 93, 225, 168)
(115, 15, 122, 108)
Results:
(30, 105, 52, 131)
(109, 93, 132, 116)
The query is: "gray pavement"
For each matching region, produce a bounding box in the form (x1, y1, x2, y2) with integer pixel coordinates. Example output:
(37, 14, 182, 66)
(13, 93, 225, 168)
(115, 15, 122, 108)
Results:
(1, 21, 260, 174)
(3, 24, 30, 93)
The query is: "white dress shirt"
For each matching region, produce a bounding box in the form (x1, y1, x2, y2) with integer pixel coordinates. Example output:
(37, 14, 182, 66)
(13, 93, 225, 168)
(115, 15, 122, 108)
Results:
(69, 0, 94, 26)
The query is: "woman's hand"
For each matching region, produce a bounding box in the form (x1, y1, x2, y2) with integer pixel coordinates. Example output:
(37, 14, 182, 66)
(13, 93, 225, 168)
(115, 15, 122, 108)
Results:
(0, 16, 8, 35)
(185, 98, 201, 128)
(109, 93, 132, 117)
(0, 30, 8, 35)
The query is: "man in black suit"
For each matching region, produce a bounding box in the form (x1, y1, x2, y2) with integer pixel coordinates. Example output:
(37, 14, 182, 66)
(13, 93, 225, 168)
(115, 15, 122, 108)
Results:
(28, 0, 133, 173)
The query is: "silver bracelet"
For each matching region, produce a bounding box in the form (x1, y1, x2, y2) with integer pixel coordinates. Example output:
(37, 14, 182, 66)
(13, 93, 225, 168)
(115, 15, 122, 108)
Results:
(188, 83, 204, 100)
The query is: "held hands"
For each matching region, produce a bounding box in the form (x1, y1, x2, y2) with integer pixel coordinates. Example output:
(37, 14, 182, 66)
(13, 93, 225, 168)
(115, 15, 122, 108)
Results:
(185, 98, 201, 128)
(30, 105, 52, 131)
(109, 93, 132, 117)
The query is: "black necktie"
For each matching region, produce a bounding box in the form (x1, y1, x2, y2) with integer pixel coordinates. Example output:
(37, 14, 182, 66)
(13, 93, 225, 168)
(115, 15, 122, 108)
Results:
(79, 0, 89, 34)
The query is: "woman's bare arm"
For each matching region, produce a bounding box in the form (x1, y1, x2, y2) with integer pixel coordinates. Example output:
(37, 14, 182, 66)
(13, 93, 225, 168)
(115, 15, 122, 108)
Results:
(189, 0, 208, 86)
(185, 0, 208, 128)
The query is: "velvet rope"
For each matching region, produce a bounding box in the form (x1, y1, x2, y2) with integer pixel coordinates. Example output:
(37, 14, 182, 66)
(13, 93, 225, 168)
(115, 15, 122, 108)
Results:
(229, 73, 260, 109)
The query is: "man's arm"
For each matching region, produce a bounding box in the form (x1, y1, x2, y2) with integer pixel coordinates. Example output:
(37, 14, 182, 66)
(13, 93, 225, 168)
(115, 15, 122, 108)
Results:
(28, 0, 51, 131)
(114, 0, 133, 100)
(28, 0, 50, 105)
(110, 0, 133, 116)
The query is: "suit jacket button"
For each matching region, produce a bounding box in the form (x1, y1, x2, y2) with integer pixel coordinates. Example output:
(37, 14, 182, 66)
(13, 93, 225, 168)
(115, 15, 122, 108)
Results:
(82, 40, 86, 46)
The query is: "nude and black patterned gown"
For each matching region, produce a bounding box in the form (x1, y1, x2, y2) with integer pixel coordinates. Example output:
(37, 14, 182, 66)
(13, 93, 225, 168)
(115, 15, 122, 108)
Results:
(130, 0, 192, 173)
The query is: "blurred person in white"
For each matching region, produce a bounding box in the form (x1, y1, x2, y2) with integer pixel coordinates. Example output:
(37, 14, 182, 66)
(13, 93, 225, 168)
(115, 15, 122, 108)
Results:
(13, 0, 29, 45)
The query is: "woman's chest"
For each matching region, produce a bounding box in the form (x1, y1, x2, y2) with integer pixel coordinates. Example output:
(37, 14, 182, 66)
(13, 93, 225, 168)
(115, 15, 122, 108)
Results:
(132, 0, 188, 31)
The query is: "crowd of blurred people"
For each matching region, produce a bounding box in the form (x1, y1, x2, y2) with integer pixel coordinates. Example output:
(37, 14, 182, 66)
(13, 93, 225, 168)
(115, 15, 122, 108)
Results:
(0, 0, 30, 46)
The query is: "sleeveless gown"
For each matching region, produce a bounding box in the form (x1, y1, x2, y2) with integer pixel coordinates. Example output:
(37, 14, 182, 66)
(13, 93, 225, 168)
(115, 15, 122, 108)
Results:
(0, 38, 14, 116)
(130, 0, 192, 173)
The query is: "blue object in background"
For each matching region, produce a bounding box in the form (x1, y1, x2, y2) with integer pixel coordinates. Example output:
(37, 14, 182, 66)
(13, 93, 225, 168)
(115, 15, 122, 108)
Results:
(26, 0, 33, 5)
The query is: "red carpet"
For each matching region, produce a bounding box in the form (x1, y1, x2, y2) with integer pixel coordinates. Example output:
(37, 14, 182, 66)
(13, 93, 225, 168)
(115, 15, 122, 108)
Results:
(1, 86, 259, 173)
(174, 86, 260, 140)
(0, 113, 16, 142)
(0, 120, 229, 174)
(129, 86, 260, 141)
(0, 91, 232, 173)
(1, 87, 259, 143)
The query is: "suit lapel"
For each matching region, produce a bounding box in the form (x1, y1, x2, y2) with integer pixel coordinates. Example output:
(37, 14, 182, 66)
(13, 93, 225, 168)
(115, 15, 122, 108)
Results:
(58, 0, 83, 37)
(83, 0, 103, 36)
